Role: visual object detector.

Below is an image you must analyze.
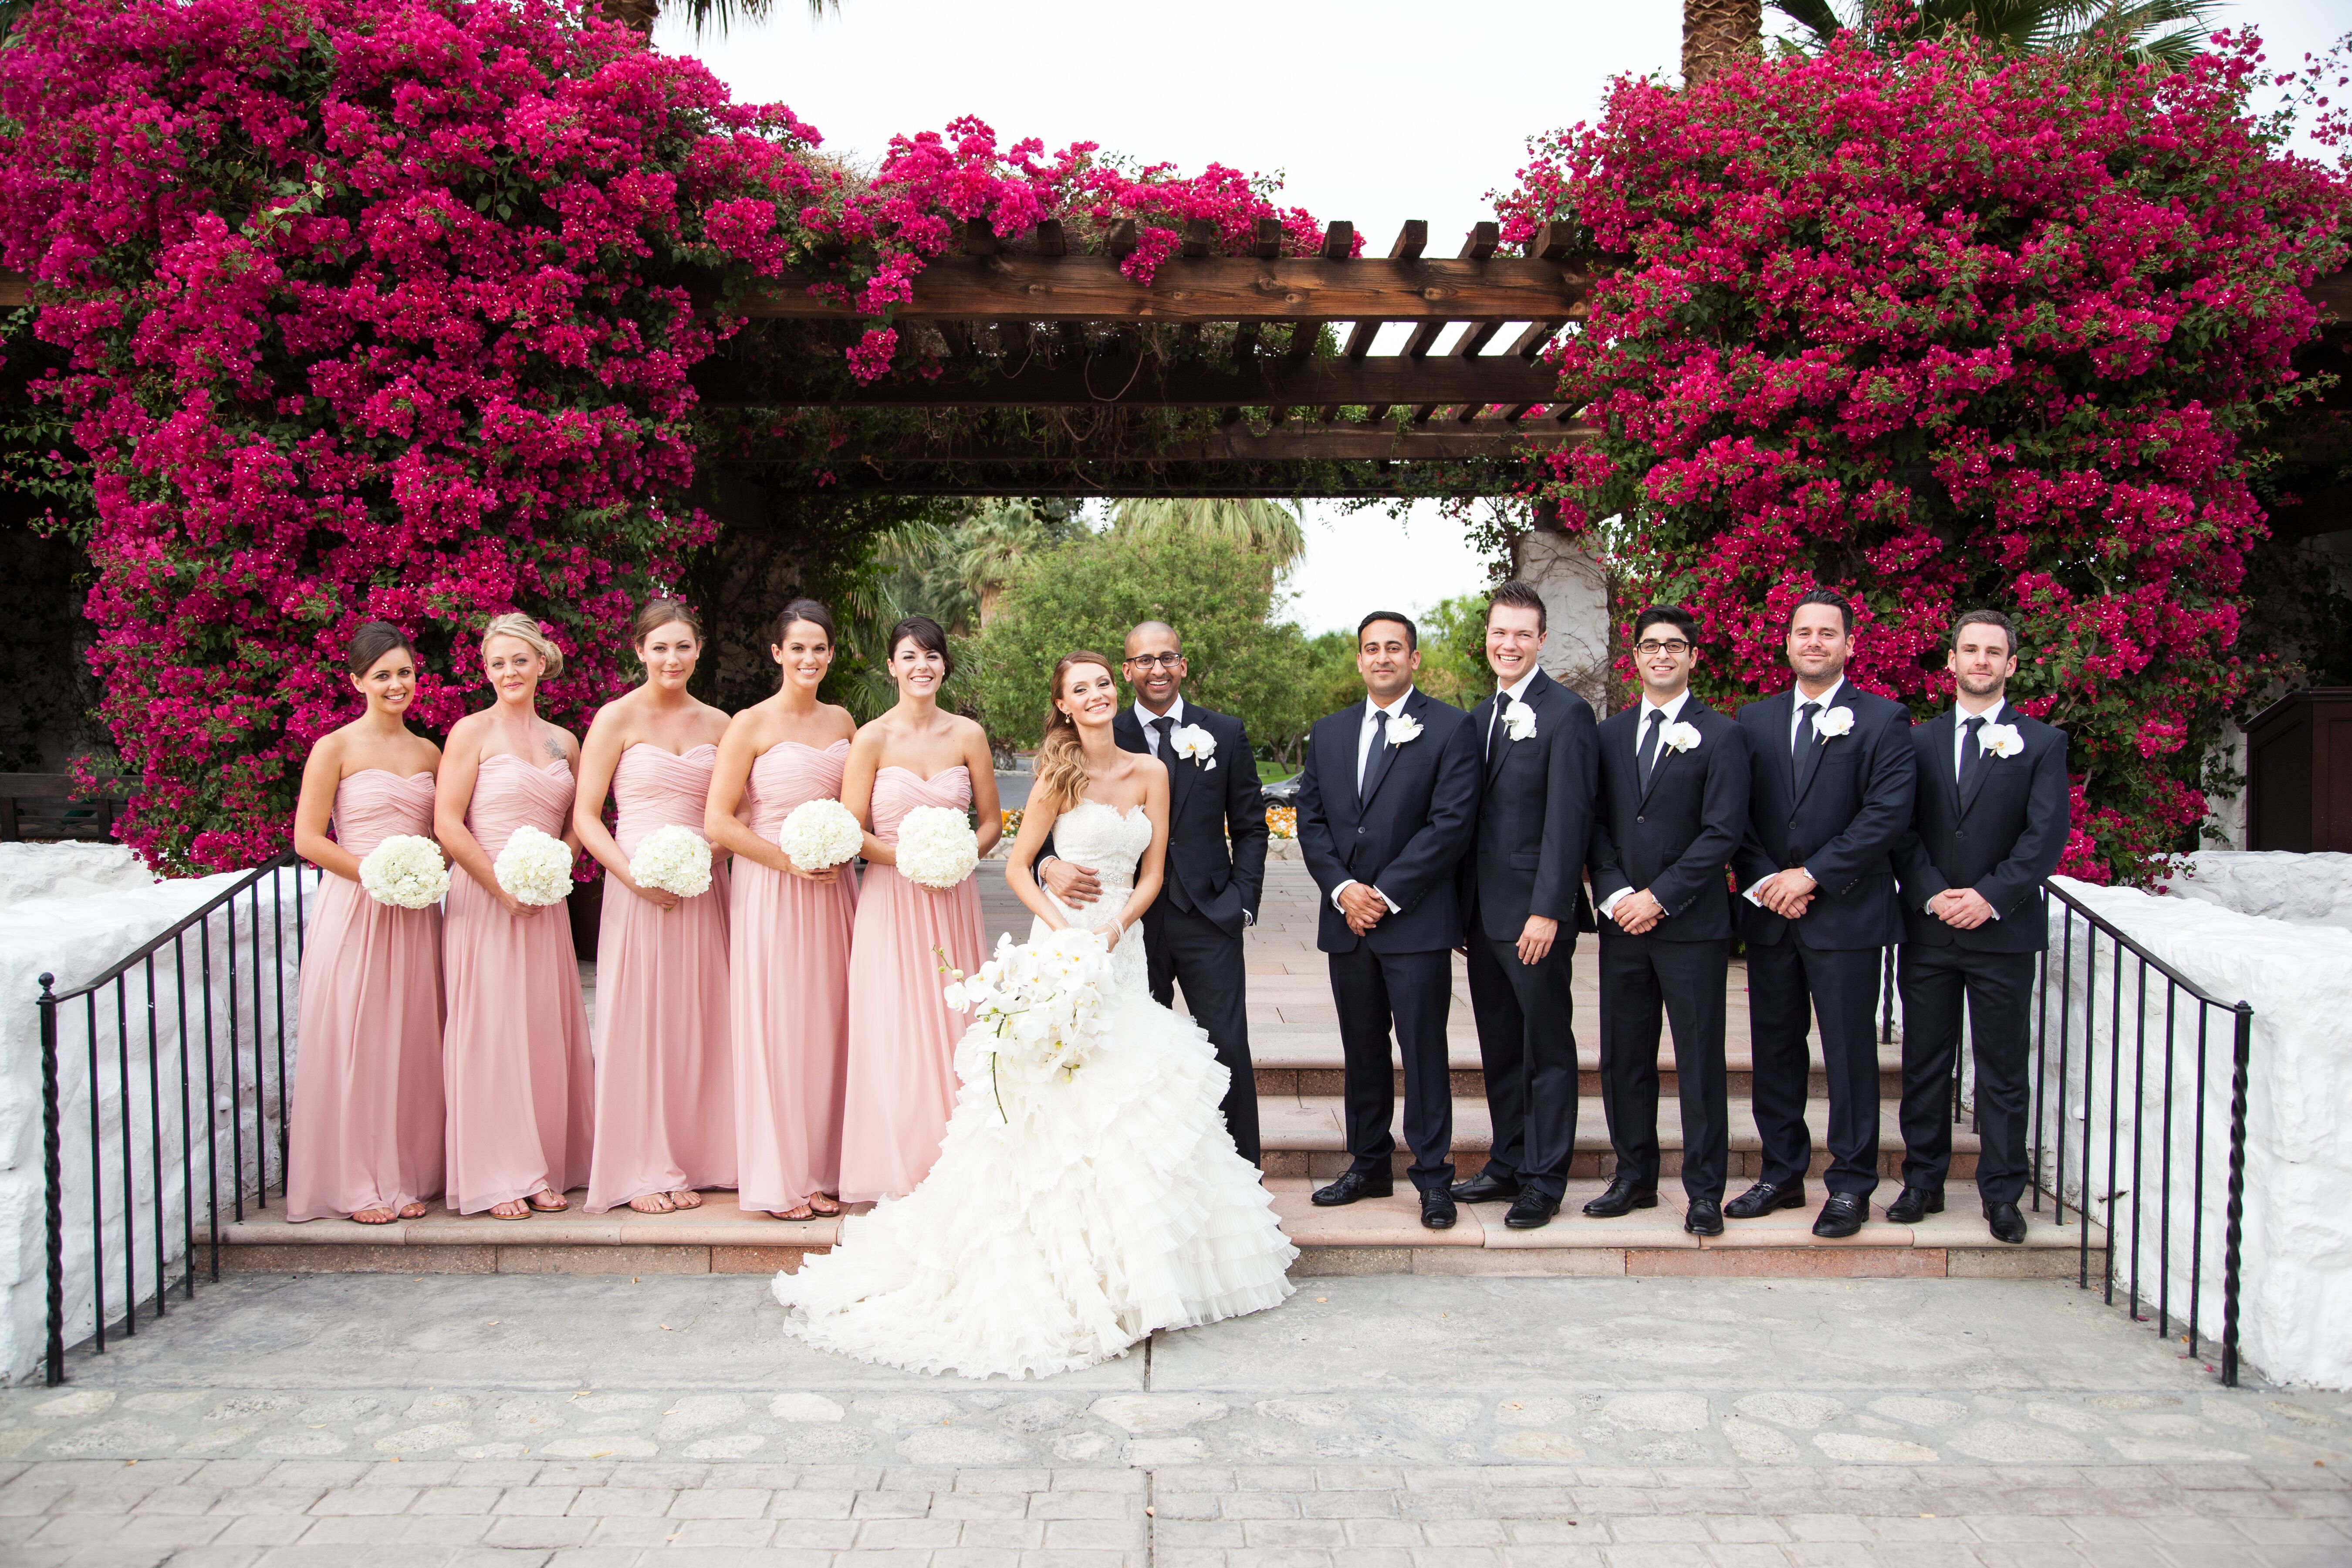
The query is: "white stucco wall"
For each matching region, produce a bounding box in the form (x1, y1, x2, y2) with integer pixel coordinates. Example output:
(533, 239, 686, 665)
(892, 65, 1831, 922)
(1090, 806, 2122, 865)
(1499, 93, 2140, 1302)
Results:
(2159, 850, 2352, 933)
(0, 856, 310, 1384)
(2038, 877, 2352, 1388)
(0, 843, 155, 911)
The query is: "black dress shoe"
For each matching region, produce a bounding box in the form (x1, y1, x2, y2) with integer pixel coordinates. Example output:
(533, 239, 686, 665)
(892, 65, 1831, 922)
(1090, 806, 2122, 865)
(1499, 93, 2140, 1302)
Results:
(1449, 1170, 1521, 1204)
(1724, 1180, 1806, 1219)
(1311, 1169, 1393, 1206)
(1582, 1174, 1659, 1218)
(1684, 1196, 1724, 1236)
(1885, 1186, 1945, 1225)
(1504, 1190, 1561, 1230)
(1420, 1188, 1458, 1230)
(1985, 1201, 2026, 1244)
(1812, 1193, 1868, 1238)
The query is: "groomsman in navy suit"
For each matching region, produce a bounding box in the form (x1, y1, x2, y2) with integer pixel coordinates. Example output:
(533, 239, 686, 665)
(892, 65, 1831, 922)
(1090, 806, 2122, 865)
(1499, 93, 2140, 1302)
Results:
(1444, 581, 1598, 1231)
(1730, 590, 1916, 1238)
(1036, 620, 1269, 1164)
(1584, 605, 1751, 1236)
(1294, 611, 1482, 1230)
(1889, 609, 2070, 1244)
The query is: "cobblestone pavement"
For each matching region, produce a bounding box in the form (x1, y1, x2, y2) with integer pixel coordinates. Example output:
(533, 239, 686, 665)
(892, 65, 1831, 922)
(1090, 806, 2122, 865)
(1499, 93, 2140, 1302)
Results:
(2, 1272, 2347, 1565)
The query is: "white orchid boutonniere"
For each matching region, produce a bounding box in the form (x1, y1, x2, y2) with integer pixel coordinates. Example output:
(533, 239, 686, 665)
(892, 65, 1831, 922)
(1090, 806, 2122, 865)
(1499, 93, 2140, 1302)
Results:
(1661, 720, 1702, 754)
(1813, 706, 1855, 741)
(1386, 712, 1424, 747)
(1171, 722, 1218, 772)
(1978, 721, 2025, 760)
(1502, 699, 1538, 742)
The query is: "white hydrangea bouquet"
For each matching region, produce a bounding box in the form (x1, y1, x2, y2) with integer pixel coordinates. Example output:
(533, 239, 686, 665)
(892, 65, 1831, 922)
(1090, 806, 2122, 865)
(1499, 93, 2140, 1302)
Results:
(629, 823, 713, 899)
(942, 926, 1117, 1118)
(777, 798, 863, 872)
(895, 804, 979, 889)
(357, 835, 449, 909)
(494, 825, 574, 906)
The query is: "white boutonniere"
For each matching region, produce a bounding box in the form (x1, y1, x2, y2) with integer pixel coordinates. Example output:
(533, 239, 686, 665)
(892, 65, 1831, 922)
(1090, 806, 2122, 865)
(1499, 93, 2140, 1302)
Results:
(1661, 720, 1702, 754)
(1171, 722, 1218, 772)
(1386, 712, 1424, 746)
(1502, 699, 1538, 742)
(1813, 706, 1855, 741)
(1978, 721, 2024, 760)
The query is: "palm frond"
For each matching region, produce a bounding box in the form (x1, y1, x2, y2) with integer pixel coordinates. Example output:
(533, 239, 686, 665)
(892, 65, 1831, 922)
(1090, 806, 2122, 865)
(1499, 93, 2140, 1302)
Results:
(1108, 497, 1308, 572)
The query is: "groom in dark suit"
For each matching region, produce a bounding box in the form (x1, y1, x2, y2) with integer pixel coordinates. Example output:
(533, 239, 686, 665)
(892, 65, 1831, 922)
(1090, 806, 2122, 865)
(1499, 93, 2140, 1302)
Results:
(1444, 581, 1598, 1231)
(1890, 609, 2070, 1244)
(1294, 611, 1482, 1229)
(1037, 620, 1269, 1163)
(1730, 590, 1916, 1239)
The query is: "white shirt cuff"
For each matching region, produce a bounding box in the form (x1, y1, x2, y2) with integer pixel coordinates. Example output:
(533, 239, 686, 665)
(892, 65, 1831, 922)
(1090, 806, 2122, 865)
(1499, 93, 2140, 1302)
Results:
(1598, 888, 1629, 918)
(1741, 878, 1770, 908)
(1333, 879, 1401, 914)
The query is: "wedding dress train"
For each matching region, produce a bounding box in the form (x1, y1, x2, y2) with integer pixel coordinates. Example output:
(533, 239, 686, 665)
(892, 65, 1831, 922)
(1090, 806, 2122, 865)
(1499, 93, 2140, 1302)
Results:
(771, 799, 1295, 1378)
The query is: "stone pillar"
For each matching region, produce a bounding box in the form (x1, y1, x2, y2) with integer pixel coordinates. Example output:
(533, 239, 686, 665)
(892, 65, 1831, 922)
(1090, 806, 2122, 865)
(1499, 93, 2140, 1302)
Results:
(1511, 527, 1615, 716)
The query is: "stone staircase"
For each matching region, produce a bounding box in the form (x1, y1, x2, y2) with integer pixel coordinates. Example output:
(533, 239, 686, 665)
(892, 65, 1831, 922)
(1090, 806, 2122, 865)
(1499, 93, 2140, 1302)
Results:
(218, 862, 2095, 1280)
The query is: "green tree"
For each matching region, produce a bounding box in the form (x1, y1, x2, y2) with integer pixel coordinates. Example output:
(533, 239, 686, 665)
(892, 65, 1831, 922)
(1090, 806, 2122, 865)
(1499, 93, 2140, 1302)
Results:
(1413, 595, 1492, 712)
(1766, 0, 2218, 69)
(1109, 497, 1308, 574)
(970, 528, 1311, 761)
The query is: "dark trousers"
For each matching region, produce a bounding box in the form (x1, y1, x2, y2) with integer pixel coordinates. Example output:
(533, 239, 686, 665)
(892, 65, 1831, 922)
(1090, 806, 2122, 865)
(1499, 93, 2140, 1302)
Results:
(1466, 929, 1578, 1201)
(1896, 943, 2035, 1205)
(1596, 931, 1730, 1201)
(1747, 939, 1884, 1197)
(1145, 900, 1260, 1166)
(1327, 943, 1454, 1192)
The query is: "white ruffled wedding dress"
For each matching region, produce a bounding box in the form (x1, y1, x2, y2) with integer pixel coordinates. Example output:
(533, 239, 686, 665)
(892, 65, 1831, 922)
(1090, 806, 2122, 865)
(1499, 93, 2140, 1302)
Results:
(770, 799, 1296, 1379)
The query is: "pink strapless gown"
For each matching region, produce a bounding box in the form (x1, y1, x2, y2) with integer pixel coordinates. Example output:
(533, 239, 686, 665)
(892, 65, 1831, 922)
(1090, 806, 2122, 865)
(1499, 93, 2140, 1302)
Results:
(443, 755, 595, 1213)
(288, 770, 446, 1221)
(838, 765, 987, 1203)
(733, 740, 857, 1214)
(585, 743, 734, 1213)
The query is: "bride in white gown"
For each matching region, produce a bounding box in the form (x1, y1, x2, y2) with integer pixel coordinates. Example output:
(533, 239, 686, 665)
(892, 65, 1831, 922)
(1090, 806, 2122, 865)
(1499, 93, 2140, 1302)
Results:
(771, 650, 1295, 1378)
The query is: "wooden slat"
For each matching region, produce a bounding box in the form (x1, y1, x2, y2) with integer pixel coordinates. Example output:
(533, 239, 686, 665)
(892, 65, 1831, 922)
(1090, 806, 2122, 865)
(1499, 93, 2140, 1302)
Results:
(1321, 221, 1355, 261)
(1034, 220, 1068, 257)
(1251, 217, 1283, 260)
(1463, 220, 1499, 261)
(1528, 222, 1574, 260)
(1106, 219, 1139, 258)
(821, 421, 1592, 465)
(962, 218, 998, 257)
(1389, 220, 1429, 262)
(1182, 219, 1215, 259)
(1506, 320, 1561, 359)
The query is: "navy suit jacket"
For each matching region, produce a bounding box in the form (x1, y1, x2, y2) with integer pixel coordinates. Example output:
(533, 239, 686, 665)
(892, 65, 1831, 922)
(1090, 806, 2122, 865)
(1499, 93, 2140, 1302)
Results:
(1459, 669, 1599, 941)
(1732, 683, 1916, 951)
(1295, 687, 1481, 955)
(1892, 707, 2071, 954)
(1587, 697, 1750, 943)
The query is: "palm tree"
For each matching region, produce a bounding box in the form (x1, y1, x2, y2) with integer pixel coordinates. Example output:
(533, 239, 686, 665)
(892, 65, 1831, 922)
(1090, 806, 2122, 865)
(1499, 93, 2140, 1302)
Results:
(956, 499, 1090, 627)
(1108, 498, 1308, 574)
(602, 0, 831, 38)
(1765, 0, 2220, 70)
(1685, 0, 1765, 85)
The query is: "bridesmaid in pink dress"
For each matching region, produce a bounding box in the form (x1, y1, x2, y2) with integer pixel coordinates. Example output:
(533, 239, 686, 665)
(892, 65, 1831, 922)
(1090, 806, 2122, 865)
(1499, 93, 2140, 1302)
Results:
(575, 598, 736, 1215)
(838, 615, 1001, 1203)
(436, 612, 595, 1219)
(706, 599, 858, 1222)
(288, 623, 446, 1224)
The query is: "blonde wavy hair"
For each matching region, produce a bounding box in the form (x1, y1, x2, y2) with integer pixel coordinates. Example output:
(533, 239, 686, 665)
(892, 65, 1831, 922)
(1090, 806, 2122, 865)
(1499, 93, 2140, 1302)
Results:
(480, 612, 564, 680)
(1034, 651, 1119, 816)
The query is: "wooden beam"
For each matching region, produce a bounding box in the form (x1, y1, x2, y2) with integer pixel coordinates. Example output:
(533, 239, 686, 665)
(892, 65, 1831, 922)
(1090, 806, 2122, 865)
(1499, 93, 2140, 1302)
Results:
(1389, 220, 1429, 262)
(1182, 219, 1215, 259)
(962, 218, 998, 257)
(1321, 221, 1355, 261)
(1251, 217, 1282, 260)
(1034, 220, 1068, 257)
(1463, 220, 1499, 261)
(823, 422, 1593, 465)
(1528, 223, 1573, 260)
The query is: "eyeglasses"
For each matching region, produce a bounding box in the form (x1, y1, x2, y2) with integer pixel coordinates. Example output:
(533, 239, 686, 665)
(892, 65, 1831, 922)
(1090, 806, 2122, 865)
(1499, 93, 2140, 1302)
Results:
(1124, 653, 1183, 670)
(1635, 639, 1692, 656)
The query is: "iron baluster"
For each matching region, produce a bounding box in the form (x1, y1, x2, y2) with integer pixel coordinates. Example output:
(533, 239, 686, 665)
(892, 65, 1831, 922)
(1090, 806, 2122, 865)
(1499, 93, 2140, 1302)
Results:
(2221, 1003, 2253, 1389)
(38, 975, 63, 1387)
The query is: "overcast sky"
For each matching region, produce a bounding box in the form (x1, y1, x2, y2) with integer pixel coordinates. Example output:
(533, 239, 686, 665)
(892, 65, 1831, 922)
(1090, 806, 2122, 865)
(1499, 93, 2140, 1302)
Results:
(662, 0, 2349, 633)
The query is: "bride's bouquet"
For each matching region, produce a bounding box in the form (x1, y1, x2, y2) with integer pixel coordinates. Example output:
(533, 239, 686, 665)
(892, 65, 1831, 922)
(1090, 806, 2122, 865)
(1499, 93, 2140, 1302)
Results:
(494, 825, 574, 906)
(895, 805, 979, 889)
(777, 798, 862, 872)
(357, 835, 449, 909)
(943, 927, 1116, 1115)
(629, 823, 713, 898)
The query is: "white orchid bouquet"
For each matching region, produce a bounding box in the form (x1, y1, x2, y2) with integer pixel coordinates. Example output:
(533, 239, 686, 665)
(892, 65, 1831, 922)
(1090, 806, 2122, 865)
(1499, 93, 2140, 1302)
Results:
(895, 805, 979, 889)
(494, 825, 574, 906)
(942, 926, 1117, 1119)
(629, 823, 713, 899)
(778, 797, 863, 872)
(358, 835, 450, 909)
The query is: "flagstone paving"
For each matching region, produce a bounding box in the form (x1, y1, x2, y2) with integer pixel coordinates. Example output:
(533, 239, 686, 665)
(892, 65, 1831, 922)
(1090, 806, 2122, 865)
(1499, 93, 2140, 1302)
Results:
(3, 1270, 2348, 1565)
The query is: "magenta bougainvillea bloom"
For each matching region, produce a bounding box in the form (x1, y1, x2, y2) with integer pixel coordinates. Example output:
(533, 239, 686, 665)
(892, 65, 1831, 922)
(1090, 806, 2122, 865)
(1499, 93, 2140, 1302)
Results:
(1497, 32, 2349, 882)
(0, 0, 1333, 872)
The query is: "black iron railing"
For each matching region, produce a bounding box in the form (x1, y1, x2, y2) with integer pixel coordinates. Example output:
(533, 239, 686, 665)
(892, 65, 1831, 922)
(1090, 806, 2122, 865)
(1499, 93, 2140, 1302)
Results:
(34, 854, 312, 1386)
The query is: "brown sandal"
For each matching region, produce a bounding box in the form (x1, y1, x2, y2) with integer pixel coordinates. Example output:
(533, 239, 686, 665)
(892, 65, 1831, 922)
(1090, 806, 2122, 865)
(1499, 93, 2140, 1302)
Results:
(526, 1190, 568, 1213)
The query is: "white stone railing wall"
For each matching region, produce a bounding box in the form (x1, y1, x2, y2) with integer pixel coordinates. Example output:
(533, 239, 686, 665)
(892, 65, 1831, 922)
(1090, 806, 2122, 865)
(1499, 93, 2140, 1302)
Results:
(0, 861, 310, 1385)
(2033, 877, 2352, 1389)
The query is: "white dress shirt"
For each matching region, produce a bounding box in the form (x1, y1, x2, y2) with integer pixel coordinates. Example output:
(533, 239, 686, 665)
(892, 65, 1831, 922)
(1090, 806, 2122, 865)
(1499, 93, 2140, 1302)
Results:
(1598, 687, 1693, 920)
(1334, 688, 1416, 915)
(1930, 696, 2008, 919)
(1483, 669, 1541, 758)
(1744, 678, 1847, 906)
(1135, 693, 1186, 756)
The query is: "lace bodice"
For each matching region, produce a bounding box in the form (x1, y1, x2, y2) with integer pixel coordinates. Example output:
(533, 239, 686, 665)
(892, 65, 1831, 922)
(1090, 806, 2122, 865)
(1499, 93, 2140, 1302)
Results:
(1033, 799, 1155, 997)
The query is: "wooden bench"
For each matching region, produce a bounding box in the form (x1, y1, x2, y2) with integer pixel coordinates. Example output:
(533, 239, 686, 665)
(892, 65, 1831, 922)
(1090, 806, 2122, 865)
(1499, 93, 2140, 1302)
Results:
(0, 772, 122, 842)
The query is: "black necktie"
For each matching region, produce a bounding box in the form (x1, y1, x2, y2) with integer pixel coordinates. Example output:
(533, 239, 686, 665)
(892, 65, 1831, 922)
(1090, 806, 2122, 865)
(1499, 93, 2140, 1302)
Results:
(1488, 696, 1508, 759)
(1960, 714, 1984, 790)
(1794, 700, 1821, 762)
(1152, 714, 1175, 757)
(1360, 708, 1388, 802)
(1638, 708, 1665, 790)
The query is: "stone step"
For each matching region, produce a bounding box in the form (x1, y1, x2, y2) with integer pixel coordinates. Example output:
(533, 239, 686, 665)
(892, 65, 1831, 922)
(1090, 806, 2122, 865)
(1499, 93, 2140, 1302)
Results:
(216, 1176, 2092, 1281)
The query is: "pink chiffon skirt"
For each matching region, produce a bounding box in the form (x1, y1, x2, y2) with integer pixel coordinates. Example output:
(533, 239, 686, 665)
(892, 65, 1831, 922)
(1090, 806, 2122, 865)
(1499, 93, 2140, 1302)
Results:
(732, 859, 855, 1213)
(836, 865, 987, 1203)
